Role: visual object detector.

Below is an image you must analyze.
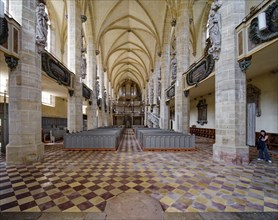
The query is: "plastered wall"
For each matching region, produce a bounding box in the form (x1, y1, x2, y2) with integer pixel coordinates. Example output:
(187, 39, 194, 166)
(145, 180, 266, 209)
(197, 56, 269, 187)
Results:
(42, 96, 67, 118)
(251, 73, 278, 133)
(190, 93, 215, 129)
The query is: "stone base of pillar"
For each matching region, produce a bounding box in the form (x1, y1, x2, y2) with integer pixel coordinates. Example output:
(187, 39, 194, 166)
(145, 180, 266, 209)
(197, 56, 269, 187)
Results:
(213, 144, 249, 165)
(6, 143, 44, 165)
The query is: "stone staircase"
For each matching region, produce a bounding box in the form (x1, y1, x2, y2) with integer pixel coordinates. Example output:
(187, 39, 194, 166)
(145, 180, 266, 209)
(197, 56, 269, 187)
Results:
(147, 112, 160, 128)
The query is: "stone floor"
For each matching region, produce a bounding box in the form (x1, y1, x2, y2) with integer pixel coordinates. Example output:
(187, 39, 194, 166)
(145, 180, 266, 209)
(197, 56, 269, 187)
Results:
(0, 129, 277, 217)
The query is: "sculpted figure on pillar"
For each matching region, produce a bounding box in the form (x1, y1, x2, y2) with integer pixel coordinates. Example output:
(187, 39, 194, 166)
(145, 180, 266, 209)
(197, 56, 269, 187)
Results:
(36, 3, 49, 53)
(104, 89, 107, 112)
(96, 80, 100, 98)
(81, 52, 87, 79)
(171, 36, 177, 81)
(150, 80, 154, 105)
(81, 32, 87, 79)
(208, 0, 222, 60)
(171, 53, 177, 80)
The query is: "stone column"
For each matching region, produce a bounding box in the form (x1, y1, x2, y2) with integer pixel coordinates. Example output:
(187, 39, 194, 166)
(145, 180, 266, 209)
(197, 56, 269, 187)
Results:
(109, 84, 113, 126)
(67, 0, 83, 132)
(143, 87, 148, 126)
(6, 0, 44, 164)
(213, 0, 248, 165)
(174, 1, 190, 133)
(160, 15, 171, 130)
(98, 66, 105, 127)
(153, 60, 159, 115)
(104, 72, 109, 126)
(86, 36, 98, 129)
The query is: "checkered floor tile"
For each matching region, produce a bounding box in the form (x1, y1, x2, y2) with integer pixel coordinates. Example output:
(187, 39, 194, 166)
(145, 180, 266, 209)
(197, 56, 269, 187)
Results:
(0, 129, 277, 212)
(117, 129, 142, 152)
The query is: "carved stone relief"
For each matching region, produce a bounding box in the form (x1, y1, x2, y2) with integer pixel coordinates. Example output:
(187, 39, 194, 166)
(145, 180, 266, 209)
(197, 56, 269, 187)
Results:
(170, 36, 177, 80)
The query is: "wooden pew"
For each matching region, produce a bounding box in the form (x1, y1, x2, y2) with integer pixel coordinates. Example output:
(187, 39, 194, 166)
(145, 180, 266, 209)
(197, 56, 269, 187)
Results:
(135, 128, 195, 151)
(190, 127, 215, 140)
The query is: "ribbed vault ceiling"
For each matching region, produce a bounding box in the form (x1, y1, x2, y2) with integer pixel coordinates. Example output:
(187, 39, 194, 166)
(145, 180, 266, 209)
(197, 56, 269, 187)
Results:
(91, 0, 168, 91)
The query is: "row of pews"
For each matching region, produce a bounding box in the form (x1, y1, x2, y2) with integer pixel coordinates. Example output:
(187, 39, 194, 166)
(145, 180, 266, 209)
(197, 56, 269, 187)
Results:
(190, 127, 215, 139)
(64, 127, 124, 151)
(134, 128, 195, 151)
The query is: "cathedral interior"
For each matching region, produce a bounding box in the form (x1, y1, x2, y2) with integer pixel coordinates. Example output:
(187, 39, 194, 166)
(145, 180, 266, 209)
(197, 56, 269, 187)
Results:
(0, 0, 277, 219)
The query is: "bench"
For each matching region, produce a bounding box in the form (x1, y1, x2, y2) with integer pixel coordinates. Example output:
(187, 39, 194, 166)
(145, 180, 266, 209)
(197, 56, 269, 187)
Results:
(64, 127, 124, 150)
(135, 128, 195, 151)
(190, 127, 215, 139)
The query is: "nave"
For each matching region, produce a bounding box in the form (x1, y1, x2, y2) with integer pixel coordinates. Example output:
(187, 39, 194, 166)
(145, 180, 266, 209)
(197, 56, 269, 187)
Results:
(0, 131, 277, 214)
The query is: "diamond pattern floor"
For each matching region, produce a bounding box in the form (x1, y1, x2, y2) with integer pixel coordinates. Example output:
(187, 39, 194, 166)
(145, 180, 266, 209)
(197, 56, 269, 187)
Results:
(117, 129, 142, 152)
(0, 129, 277, 213)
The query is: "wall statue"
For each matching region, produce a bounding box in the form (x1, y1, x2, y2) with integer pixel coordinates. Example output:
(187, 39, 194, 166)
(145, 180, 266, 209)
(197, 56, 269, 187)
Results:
(208, 0, 222, 60)
(80, 52, 87, 79)
(171, 53, 177, 80)
(171, 36, 177, 80)
(36, 3, 49, 53)
(96, 80, 100, 98)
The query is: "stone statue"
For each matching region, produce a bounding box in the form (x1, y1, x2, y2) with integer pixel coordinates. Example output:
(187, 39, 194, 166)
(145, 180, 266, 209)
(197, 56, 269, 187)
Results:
(171, 53, 177, 80)
(36, 3, 49, 52)
(96, 80, 100, 98)
(158, 81, 161, 97)
(150, 81, 154, 104)
(208, 0, 222, 60)
(80, 52, 87, 79)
